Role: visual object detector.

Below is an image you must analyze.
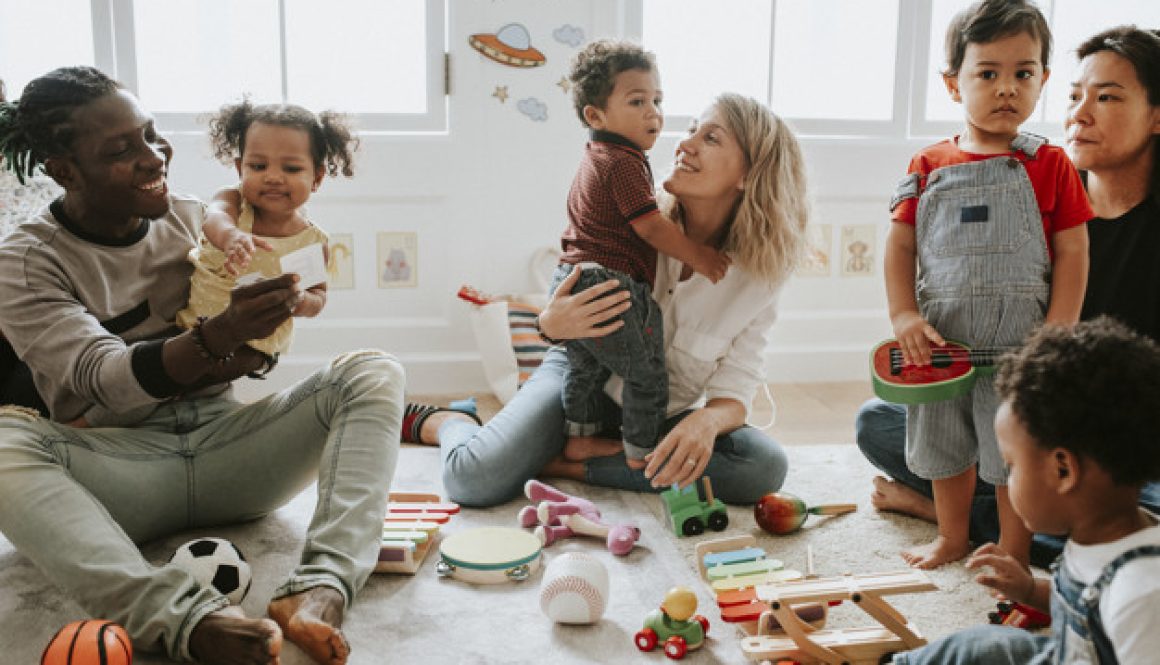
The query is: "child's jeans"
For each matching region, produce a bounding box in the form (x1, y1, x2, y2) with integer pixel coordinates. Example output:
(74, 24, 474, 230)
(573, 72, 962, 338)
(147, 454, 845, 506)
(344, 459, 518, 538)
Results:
(549, 263, 666, 459)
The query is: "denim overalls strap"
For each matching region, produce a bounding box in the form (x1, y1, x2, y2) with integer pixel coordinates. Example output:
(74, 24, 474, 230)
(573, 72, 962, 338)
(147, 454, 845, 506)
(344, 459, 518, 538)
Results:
(1049, 545, 1160, 664)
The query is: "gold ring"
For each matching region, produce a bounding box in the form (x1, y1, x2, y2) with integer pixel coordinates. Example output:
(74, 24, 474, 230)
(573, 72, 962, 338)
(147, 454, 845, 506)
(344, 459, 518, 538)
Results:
(685, 459, 697, 466)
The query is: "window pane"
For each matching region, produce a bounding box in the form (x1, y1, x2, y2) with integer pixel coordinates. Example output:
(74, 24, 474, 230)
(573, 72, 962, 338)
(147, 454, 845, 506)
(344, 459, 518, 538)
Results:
(1042, 1, 1160, 123)
(0, 0, 93, 97)
(643, 0, 771, 118)
(133, 0, 282, 112)
(285, 0, 427, 114)
(771, 0, 899, 120)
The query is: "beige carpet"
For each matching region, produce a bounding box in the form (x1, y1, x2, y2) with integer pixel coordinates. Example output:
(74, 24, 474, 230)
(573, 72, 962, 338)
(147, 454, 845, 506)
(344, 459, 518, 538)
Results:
(0, 444, 1003, 664)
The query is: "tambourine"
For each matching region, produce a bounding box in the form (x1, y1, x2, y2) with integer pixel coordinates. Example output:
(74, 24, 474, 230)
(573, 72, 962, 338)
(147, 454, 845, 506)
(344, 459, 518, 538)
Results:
(435, 527, 542, 584)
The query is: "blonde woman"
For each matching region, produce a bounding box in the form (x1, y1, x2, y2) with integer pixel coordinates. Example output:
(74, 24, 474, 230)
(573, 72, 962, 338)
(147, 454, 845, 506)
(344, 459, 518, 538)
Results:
(413, 93, 810, 506)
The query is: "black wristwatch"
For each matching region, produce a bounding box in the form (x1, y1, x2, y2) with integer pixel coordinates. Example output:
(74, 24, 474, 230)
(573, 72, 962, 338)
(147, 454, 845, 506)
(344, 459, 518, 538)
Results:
(534, 314, 563, 345)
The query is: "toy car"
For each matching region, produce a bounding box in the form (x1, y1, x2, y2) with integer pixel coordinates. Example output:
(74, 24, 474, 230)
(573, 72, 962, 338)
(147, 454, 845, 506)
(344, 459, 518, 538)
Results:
(661, 476, 728, 537)
(634, 586, 710, 660)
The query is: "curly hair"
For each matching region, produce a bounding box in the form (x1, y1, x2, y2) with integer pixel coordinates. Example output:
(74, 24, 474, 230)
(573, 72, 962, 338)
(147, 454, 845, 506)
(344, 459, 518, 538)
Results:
(994, 317, 1160, 487)
(0, 66, 121, 184)
(206, 99, 359, 178)
(1075, 26, 1160, 199)
(944, 0, 1052, 77)
(568, 39, 656, 126)
(659, 94, 810, 286)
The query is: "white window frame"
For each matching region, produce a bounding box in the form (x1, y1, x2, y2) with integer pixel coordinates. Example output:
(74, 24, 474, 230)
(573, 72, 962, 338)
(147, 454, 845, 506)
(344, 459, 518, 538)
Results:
(627, 0, 1071, 141)
(89, 0, 447, 134)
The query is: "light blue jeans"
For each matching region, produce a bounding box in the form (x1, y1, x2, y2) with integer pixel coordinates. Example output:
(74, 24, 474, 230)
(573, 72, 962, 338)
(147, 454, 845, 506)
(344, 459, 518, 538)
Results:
(438, 347, 788, 507)
(0, 349, 404, 662)
(893, 625, 1051, 664)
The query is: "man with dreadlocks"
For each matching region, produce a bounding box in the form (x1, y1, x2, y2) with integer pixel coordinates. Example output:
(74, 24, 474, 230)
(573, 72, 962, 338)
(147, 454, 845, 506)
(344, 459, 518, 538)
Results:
(0, 67, 403, 665)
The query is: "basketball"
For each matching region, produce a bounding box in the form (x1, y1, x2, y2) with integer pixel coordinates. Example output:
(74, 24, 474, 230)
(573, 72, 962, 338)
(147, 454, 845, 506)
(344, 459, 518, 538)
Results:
(41, 620, 132, 665)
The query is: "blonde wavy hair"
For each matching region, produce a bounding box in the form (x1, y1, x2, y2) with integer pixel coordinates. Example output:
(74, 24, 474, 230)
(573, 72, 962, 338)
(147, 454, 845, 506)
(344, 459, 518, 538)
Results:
(660, 93, 810, 286)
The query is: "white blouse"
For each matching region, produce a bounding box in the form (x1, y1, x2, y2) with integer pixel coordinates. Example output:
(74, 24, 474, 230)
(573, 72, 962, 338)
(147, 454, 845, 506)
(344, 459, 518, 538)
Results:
(607, 253, 782, 417)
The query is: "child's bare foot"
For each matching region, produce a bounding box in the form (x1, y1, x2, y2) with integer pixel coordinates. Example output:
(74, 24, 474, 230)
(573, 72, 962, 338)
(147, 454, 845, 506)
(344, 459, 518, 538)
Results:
(563, 435, 623, 461)
(189, 606, 282, 665)
(268, 586, 349, 665)
(901, 535, 972, 569)
(871, 476, 937, 522)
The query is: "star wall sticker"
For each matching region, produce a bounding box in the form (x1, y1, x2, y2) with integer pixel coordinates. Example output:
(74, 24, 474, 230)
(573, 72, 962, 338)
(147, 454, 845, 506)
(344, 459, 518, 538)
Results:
(556, 77, 572, 94)
(492, 85, 509, 103)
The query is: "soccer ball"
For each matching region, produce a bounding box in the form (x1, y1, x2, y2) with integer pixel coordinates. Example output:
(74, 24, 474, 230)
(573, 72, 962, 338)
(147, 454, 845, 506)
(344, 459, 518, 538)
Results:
(169, 537, 253, 605)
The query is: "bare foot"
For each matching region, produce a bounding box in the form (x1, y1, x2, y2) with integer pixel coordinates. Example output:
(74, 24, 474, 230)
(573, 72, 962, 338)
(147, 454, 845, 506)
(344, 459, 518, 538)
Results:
(268, 586, 349, 665)
(541, 455, 586, 481)
(871, 476, 937, 523)
(901, 535, 972, 569)
(563, 435, 623, 461)
(189, 606, 282, 665)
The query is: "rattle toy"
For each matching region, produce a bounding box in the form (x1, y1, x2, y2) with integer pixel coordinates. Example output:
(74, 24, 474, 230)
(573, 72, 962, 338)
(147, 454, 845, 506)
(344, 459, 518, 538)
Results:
(518, 479, 640, 555)
(754, 492, 856, 535)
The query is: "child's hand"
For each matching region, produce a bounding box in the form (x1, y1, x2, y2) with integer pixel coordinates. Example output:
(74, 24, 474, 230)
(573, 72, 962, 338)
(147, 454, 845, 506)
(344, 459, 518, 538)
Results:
(691, 246, 731, 284)
(891, 311, 946, 367)
(222, 229, 273, 276)
(966, 543, 1036, 604)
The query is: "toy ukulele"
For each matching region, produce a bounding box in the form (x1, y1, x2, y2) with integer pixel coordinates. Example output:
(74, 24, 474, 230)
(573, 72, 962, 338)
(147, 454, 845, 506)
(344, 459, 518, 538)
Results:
(870, 339, 1014, 405)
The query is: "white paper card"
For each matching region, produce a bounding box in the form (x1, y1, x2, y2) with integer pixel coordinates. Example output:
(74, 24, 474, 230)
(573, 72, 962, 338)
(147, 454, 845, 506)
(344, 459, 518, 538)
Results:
(280, 243, 328, 288)
(235, 272, 264, 287)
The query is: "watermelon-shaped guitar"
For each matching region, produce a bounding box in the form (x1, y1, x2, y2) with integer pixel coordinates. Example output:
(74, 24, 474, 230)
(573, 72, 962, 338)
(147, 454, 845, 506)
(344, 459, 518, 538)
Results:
(870, 339, 1013, 405)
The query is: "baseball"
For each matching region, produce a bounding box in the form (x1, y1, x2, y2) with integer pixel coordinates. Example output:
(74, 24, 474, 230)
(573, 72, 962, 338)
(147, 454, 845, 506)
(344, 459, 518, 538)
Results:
(539, 551, 610, 624)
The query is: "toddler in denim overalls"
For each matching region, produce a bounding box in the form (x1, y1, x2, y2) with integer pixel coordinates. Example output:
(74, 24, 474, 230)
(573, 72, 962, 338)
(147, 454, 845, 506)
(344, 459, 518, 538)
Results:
(892, 319, 1160, 665)
(884, 0, 1091, 569)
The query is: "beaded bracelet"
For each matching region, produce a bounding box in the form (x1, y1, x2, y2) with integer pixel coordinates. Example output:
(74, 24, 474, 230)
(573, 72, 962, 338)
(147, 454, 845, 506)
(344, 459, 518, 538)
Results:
(191, 316, 235, 365)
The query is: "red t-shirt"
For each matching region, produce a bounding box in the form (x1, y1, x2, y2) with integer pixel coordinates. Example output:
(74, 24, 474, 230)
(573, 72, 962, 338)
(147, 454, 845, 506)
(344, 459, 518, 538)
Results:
(892, 138, 1092, 258)
(561, 131, 659, 286)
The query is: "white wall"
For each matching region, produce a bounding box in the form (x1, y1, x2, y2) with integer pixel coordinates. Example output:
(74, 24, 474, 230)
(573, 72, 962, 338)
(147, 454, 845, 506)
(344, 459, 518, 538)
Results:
(158, 0, 1040, 401)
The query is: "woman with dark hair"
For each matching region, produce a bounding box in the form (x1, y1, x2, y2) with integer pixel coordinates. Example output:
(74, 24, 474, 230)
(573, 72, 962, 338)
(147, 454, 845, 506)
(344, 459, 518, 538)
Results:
(0, 67, 404, 665)
(857, 25, 1160, 568)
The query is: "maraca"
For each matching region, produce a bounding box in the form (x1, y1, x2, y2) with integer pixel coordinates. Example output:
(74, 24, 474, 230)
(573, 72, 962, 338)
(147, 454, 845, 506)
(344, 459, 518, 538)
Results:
(754, 492, 857, 535)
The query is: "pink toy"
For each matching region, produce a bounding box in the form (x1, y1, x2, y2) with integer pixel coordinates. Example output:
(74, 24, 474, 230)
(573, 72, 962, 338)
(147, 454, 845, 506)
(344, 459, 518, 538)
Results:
(518, 480, 640, 556)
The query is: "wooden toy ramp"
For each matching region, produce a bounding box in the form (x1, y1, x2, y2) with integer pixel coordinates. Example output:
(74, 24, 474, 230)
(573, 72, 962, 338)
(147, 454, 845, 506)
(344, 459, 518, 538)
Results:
(739, 570, 937, 664)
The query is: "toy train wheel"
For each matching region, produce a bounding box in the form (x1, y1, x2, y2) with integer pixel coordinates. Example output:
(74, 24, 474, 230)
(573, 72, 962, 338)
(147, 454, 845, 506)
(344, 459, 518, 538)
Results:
(681, 517, 705, 537)
(694, 614, 709, 635)
(663, 635, 688, 659)
(634, 628, 658, 652)
(707, 511, 728, 531)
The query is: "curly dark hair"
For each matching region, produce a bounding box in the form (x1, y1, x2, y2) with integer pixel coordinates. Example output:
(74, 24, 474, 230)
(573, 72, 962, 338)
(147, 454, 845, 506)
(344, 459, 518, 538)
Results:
(207, 99, 359, 178)
(1075, 26, 1160, 199)
(0, 66, 122, 184)
(568, 39, 656, 126)
(994, 317, 1160, 486)
(944, 0, 1052, 77)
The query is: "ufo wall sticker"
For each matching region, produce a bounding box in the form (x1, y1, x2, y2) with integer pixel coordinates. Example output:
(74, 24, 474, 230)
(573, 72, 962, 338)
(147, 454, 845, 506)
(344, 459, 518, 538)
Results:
(469, 23, 546, 68)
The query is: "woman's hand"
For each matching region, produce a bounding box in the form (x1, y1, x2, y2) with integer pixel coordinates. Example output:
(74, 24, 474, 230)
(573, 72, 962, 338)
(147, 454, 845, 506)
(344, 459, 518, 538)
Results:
(966, 543, 1036, 604)
(643, 409, 716, 489)
(538, 267, 632, 341)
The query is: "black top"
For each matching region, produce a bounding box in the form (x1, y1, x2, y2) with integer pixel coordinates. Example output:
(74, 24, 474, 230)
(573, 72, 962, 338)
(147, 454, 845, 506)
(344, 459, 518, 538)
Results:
(1082, 196, 1160, 342)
